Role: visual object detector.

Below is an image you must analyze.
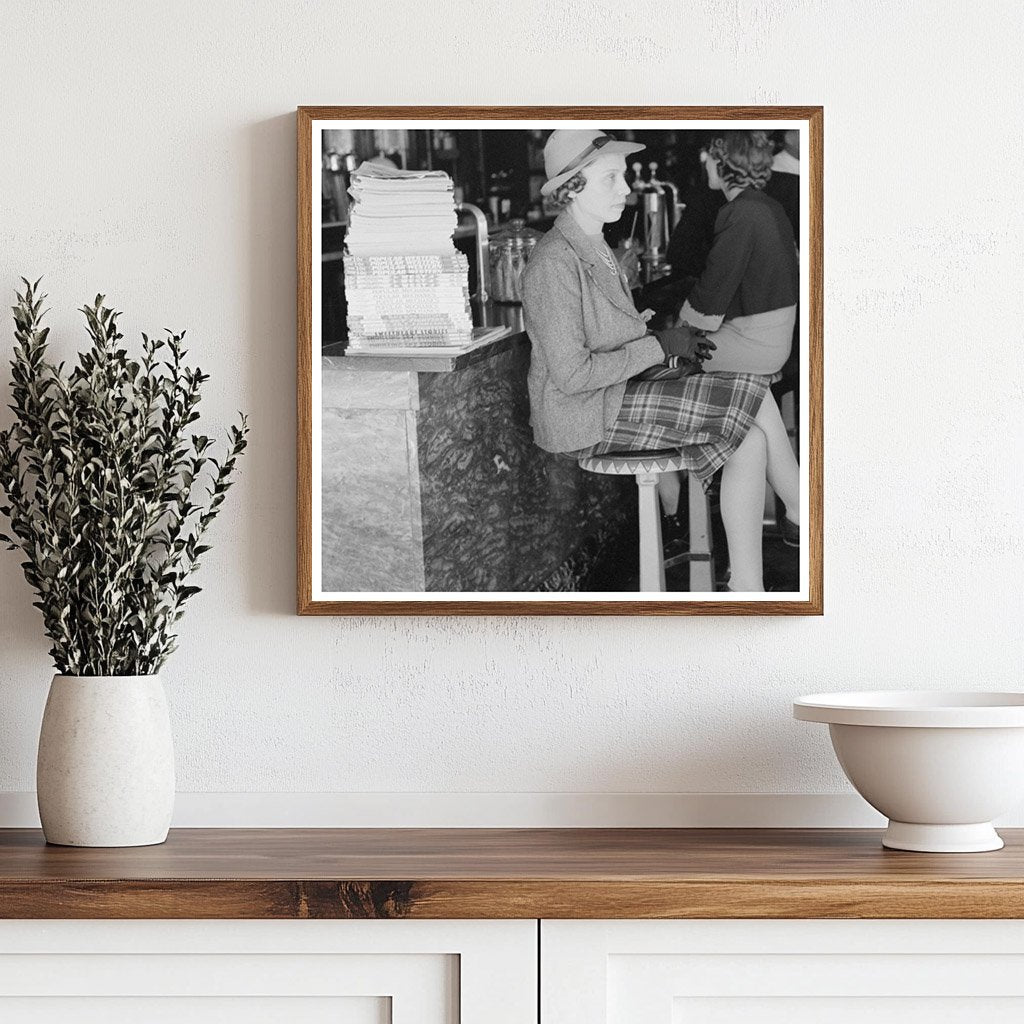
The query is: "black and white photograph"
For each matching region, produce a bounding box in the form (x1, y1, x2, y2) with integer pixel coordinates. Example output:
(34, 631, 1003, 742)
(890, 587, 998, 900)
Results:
(299, 109, 822, 614)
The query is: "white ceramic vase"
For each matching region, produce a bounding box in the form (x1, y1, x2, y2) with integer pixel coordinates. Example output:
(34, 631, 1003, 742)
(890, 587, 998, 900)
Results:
(36, 674, 175, 847)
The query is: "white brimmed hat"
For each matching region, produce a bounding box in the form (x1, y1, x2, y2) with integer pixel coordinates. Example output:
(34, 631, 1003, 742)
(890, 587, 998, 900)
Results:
(540, 129, 645, 196)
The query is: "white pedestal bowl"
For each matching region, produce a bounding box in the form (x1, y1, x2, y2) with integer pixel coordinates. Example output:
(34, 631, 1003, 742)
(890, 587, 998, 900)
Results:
(793, 691, 1024, 852)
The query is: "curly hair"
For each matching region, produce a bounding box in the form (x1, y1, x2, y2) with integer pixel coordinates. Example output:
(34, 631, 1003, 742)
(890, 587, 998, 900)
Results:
(707, 130, 774, 191)
(548, 169, 588, 209)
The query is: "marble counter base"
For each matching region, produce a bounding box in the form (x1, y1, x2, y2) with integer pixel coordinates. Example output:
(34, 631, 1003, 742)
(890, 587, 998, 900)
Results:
(320, 342, 632, 594)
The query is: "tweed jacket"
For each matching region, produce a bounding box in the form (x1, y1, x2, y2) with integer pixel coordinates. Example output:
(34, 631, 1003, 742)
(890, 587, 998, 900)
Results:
(522, 211, 664, 453)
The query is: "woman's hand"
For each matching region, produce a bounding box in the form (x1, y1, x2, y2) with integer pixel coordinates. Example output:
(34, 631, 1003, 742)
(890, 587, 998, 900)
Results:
(653, 326, 717, 362)
(676, 358, 703, 377)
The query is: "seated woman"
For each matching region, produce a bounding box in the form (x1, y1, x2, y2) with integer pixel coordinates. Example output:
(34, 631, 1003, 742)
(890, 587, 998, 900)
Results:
(522, 128, 800, 593)
(678, 130, 799, 376)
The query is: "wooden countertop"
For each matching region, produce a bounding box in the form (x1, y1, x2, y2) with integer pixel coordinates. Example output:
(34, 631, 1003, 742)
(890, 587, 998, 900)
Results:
(2, 828, 1023, 920)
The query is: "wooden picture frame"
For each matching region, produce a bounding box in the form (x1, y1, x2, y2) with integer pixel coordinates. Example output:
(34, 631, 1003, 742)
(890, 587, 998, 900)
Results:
(298, 106, 823, 615)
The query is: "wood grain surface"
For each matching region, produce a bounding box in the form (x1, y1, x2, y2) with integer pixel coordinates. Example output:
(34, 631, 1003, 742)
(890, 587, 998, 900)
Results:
(2, 827, 1021, 920)
(296, 105, 824, 616)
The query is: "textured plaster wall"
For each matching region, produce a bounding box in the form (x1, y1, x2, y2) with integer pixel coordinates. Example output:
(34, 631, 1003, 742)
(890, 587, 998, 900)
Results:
(0, 0, 1022, 814)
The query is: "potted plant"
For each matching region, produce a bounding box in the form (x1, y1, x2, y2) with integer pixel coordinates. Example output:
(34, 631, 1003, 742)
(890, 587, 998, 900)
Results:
(0, 279, 248, 847)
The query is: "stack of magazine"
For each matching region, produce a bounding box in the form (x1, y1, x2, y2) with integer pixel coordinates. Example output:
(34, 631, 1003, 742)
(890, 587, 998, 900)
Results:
(344, 163, 476, 353)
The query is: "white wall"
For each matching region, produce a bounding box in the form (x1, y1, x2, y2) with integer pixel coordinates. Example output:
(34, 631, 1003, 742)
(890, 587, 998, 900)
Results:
(1, 0, 1021, 827)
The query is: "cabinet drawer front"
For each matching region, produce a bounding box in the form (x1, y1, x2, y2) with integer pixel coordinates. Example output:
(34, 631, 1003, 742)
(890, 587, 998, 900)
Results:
(0, 996, 389, 1024)
(542, 920, 1024, 1024)
(670, 997, 1024, 1024)
(0, 952, 448, 1022)
(0, 919, 536, 1024)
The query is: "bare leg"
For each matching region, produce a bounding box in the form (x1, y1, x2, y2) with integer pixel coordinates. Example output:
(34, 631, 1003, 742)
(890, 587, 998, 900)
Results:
(657, 471, 682, 516)
(754, 393, 800, 524)
(720, 424, 767, 592)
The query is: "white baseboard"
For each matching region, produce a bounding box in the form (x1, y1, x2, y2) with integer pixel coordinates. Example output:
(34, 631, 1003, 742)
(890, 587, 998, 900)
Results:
(0, 791, 884, 828)
(4, 791, 1021, 829)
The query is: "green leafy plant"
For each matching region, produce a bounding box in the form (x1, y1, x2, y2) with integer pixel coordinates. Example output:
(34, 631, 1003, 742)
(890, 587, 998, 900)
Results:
(0, 279, 248, 676)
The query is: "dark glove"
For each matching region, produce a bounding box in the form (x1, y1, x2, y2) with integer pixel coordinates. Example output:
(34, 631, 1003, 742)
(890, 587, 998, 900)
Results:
(653, 326, 716, 362)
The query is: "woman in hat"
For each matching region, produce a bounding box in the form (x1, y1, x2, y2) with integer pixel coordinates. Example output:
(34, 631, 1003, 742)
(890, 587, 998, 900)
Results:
(522, 128, 800, 593)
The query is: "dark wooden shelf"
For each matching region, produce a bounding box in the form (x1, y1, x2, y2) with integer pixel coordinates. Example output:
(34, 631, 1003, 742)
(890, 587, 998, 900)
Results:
(2, 828, 1024, 920)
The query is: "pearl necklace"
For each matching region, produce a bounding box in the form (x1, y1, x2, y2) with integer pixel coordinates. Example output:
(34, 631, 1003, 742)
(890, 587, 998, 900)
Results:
(595, 242, 618, 275)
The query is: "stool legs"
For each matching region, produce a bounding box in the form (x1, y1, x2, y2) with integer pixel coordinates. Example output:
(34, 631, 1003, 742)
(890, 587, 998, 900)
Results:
(635, 471, 666, 592)
(580, 456, 716, 593)
(687, 472, 714, 592)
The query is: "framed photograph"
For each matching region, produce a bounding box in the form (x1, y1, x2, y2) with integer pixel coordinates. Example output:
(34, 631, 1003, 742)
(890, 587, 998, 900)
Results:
(298, 106, 822, 615)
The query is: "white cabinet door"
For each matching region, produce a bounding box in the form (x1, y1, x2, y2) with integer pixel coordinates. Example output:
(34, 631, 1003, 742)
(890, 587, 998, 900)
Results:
(0, 919, 536, 1024)
(542, 919, 1024, 1024)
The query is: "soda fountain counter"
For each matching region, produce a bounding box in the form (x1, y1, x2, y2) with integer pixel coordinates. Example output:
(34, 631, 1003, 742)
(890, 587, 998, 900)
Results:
(318, 300, 634, 594)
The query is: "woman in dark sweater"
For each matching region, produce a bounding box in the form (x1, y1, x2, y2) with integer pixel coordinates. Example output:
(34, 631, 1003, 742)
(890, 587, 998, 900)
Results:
(680, 131, 799, 376)
(663, 130, 801, 549)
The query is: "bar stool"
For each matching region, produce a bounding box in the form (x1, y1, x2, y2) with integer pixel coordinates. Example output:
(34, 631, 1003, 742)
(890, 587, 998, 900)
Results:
(578, 448, 714, 593)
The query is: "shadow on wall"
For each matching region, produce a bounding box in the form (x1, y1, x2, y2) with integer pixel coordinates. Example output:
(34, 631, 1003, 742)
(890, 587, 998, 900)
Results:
(243, 113, 299, 617)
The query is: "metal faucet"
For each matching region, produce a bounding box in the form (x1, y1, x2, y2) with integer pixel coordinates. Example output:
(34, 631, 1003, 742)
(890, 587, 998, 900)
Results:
(660, 180, 682, 234)
(456, 202, 490, 303)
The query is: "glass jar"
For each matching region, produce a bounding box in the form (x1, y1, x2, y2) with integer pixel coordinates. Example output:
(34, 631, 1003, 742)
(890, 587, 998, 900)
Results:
(489, 222, 542, 305)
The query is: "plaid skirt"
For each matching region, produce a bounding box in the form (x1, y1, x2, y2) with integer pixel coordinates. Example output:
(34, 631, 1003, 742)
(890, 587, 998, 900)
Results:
(578, 366, 770, 485)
